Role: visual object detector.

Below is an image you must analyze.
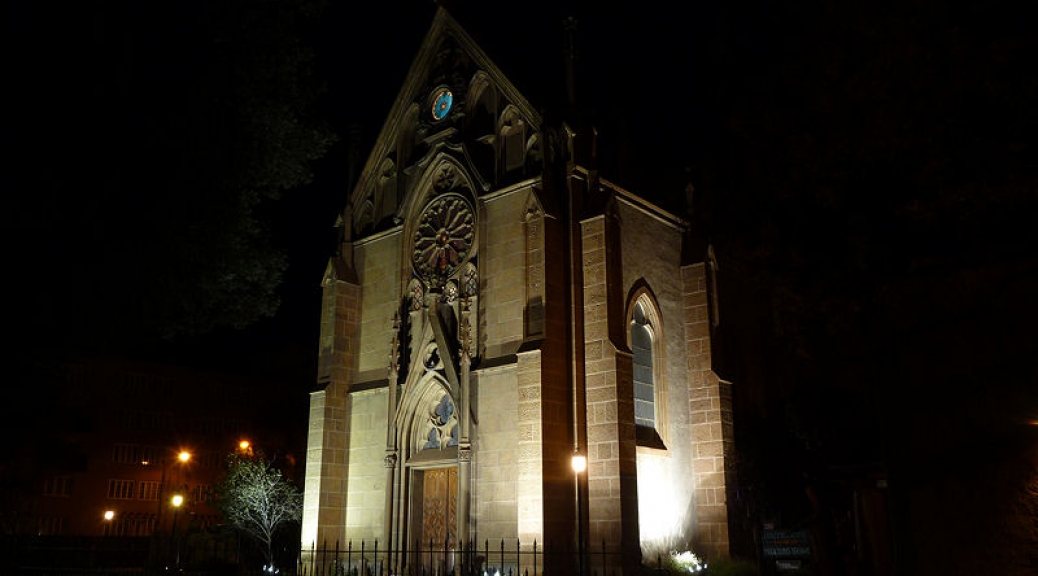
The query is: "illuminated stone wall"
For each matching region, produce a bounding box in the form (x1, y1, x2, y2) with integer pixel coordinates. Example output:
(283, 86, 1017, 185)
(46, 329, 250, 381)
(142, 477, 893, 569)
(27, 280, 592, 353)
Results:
(581, 213, 642, 574)
(683, 262, 734, 559)
(480, 188, 529, 359)
(301, 273, 359, 549)
(354, 231, 403, 382)
(471, 367, 520, 539)
(344, 388, 389, 540)
(515, 350, 547, 543)
(616, 197, 701, 557)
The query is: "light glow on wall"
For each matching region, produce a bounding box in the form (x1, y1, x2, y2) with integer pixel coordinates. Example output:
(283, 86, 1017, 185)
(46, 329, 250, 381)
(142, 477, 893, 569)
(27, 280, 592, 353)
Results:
(636, 454, 687, 551)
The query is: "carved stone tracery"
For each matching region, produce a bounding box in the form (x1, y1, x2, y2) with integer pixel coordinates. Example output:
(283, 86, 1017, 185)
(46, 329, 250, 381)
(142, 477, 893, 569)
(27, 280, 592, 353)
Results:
(411, 193, 474, 291)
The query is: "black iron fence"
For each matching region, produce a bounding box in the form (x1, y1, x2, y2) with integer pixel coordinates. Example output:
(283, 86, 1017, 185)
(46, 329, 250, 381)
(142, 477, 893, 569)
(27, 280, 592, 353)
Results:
(1, 535, 633, 576)
(297, 539, 628, 576)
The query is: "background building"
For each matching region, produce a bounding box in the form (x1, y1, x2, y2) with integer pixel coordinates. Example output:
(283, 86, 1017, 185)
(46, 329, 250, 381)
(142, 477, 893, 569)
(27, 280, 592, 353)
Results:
(7, 355, 303, 539)
(301, 8, 739, 575)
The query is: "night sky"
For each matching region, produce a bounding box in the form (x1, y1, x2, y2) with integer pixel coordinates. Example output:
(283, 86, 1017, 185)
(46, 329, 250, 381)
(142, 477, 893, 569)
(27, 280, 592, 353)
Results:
(6, 1, 1038, 572)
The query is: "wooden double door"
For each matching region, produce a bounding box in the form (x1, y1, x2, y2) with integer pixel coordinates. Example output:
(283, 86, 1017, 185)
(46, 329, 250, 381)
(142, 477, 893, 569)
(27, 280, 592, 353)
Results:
(413, 466, 457, 550)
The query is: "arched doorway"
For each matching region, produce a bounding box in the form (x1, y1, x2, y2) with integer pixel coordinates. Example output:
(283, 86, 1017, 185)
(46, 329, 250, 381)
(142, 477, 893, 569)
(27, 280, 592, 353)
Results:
(410, 465, 458, 551)
(397, 374, 462, 573)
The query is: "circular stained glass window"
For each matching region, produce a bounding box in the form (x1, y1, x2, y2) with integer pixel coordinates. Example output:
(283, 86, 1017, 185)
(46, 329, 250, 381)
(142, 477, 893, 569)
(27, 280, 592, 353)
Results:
(412, 193, 474, 288)
(431, 88, 453, 121)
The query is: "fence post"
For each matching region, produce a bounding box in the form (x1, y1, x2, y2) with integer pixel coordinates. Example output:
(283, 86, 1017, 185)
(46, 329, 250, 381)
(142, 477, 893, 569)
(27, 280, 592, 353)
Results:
(309, 540, 315, 576)
(324, 539, 331, 576)
(532, 539, 538, 576)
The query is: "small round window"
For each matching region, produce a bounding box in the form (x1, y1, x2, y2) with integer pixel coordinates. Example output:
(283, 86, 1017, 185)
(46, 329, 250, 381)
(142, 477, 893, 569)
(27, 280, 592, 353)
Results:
(431, 88, 453, 121)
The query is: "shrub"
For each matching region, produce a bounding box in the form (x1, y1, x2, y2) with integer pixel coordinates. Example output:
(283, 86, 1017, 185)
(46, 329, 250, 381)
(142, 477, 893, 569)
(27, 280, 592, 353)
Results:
(643, 550, 707, 575)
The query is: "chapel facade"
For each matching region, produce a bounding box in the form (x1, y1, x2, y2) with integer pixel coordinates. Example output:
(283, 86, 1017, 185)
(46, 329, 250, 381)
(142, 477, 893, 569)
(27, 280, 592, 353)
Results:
(301, 7, 736, 575)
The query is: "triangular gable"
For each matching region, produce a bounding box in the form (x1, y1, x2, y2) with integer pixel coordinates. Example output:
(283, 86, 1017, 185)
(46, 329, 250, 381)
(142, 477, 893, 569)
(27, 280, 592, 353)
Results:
(349, 7, 543, 234)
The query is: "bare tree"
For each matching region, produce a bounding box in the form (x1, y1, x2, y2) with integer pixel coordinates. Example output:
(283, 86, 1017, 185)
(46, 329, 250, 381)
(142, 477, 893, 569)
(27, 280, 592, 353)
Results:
(212, 451, 303, 571)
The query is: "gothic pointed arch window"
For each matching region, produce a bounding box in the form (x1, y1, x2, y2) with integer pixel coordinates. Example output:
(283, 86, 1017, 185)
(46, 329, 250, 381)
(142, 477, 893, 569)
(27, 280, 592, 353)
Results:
(629, 292, 667, 449)
(404, 368, 460, 460)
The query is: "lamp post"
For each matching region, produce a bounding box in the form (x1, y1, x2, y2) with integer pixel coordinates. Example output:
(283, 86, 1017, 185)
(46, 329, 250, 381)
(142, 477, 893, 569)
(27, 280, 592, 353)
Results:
(170, 494, 184, 570)
(153, 450, 191, 534)
(103, 510, 115, 536)
(572, 452, 587, 576)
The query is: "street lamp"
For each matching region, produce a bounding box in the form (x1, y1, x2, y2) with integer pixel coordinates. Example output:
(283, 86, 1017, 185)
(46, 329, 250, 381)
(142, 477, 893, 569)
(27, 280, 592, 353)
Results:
(152, 450, 192, 533)
(571, 453, 587, 473)
(572, 452, 587, 576)
(170, 494, 184, 570)
(103, 510, 115, 536)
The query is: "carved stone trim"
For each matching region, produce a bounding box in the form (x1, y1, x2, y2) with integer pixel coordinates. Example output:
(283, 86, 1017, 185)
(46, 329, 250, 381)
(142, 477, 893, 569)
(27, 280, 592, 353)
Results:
(412, 193, 475, 290)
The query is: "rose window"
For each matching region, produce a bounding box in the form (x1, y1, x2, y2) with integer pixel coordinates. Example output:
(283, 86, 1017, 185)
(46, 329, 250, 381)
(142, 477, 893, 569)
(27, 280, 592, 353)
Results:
(412, 194, 474, 289)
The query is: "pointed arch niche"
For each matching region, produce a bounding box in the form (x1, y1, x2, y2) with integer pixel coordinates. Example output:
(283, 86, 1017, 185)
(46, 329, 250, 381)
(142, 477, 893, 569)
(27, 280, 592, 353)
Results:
(498, 105, 527, 177)
(465, 72, 498, 183)
(400, 371, 459, 462)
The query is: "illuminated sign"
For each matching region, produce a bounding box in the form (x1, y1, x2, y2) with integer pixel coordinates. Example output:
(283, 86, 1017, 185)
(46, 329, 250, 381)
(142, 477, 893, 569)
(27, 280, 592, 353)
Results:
(761, 530, 811, 559)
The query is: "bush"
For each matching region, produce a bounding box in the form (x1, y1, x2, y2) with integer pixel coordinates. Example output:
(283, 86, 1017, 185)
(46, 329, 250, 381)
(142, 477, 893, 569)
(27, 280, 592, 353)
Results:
(641, 551, 760, 576)
(642, 550, 707, 575)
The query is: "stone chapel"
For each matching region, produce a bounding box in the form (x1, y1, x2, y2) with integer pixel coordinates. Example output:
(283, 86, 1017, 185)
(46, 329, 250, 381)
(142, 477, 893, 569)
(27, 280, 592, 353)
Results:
(301, 6, 737, 575)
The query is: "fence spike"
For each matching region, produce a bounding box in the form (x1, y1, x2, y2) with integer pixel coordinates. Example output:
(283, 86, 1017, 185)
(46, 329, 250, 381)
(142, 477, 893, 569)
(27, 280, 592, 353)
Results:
(295, 536, 637, 576)
(532, 539, 537, 576)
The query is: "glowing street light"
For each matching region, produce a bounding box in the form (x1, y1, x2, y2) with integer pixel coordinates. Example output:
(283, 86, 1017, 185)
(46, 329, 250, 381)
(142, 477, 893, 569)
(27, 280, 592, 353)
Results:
(571, 454, 587, 474)
(103, 510, 115, 536)
(153, 449, 192, 533)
